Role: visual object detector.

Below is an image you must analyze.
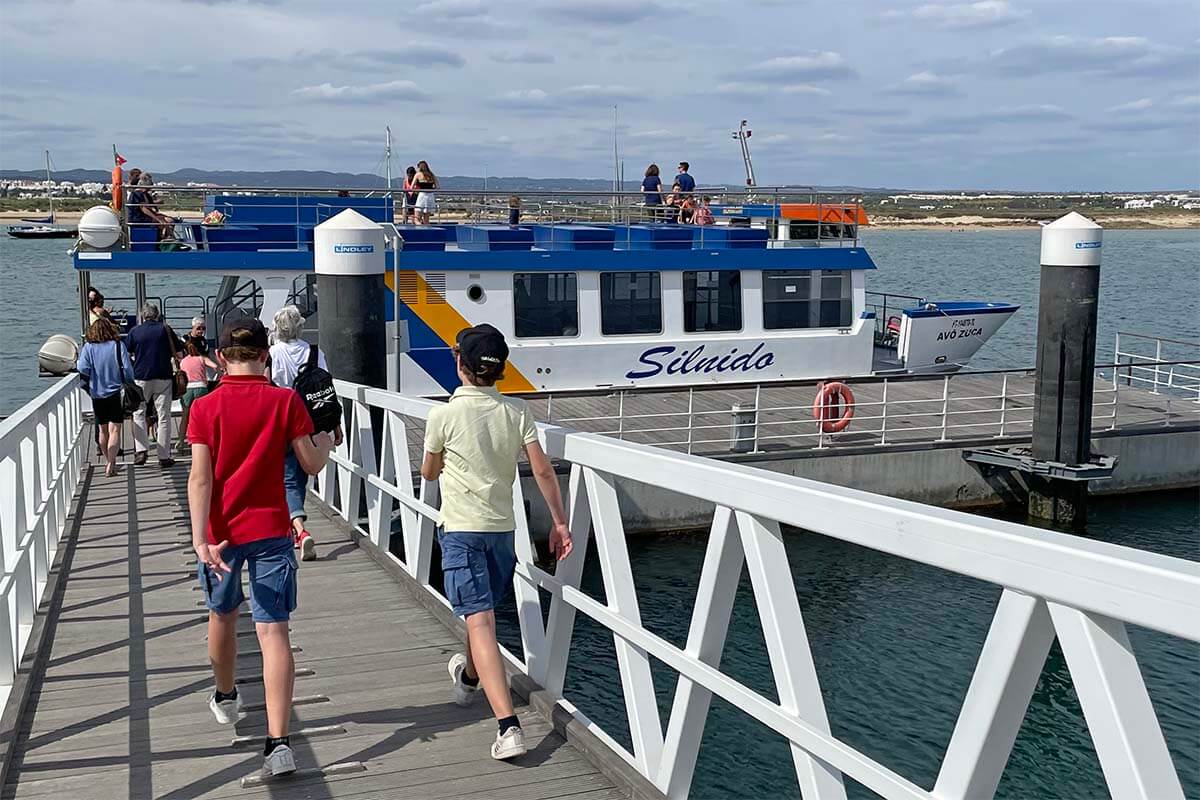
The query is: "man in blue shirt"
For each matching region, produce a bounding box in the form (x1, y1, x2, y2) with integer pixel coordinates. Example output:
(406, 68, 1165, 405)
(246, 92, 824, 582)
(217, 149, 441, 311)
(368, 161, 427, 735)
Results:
(127, 303, 182, 466)
(676, 162, 696, 195)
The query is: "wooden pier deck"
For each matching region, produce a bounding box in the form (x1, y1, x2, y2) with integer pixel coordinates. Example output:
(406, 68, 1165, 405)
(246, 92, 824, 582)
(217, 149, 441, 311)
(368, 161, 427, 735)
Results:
(1, 452, 627, 800)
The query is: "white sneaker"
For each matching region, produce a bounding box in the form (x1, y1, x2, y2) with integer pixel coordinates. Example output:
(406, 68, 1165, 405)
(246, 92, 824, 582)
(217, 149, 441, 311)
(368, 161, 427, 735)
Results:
(208, 691, 244, 724)
(448, 653, 480, 707)
(491, 726, 527, 760)
(263, 743, 297, 777)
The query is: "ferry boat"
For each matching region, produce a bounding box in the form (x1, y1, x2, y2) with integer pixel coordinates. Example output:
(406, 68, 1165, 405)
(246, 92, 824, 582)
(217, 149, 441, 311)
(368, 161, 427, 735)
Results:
(69, 187, 1018, 396)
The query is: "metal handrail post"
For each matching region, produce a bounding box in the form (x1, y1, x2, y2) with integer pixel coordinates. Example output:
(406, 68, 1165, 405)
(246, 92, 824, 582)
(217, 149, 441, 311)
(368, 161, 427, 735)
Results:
(997, 373, 1008, 438)
(878, 379, 889, 445)
(1111, 380, 1119, 430)
(939, 375, 950, 441)
(546, 394, 554, 424)
(752, 384, 761, 453)
(1153, 339, 1163, 393)
(617, 392, 625, 441)
(685, 388, 694, 455)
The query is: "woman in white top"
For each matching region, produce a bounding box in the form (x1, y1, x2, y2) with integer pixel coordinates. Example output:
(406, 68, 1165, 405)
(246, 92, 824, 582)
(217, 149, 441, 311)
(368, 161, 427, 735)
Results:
(270, 305, 342, 560)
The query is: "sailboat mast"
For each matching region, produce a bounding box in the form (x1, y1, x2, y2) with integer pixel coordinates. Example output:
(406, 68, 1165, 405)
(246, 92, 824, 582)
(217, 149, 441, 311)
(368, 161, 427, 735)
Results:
(45, 150, 54, 221)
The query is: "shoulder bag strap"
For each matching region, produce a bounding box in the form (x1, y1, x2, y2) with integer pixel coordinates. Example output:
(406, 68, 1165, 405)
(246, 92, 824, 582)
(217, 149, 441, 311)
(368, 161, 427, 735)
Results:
(304, 342, 319, 372)
(115, 340, 127, 382)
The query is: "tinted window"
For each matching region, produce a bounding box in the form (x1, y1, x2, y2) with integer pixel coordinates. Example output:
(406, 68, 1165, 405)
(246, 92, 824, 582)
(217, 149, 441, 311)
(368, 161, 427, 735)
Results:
(762, 270, 851, 329)
(762, 270, 812, 330)
(601, 272, 662, 335)
(683, 270, 741, 332)
(820, 272, 852, 327)
(513, 272, 578, 337)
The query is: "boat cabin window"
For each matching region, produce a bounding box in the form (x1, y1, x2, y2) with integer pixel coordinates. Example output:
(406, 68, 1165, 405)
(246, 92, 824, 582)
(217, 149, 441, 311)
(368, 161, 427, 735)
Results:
(600, 272, 662, 335)
(513, 272, 578, 338)
(762, 270, 852, 329)
(683, 270, 741, 333)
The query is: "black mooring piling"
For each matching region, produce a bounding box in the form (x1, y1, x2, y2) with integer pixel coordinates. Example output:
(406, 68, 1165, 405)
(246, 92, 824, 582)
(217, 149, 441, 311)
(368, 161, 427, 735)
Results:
(313, 210, 388, 391)
(1028, 212, 1103, 527)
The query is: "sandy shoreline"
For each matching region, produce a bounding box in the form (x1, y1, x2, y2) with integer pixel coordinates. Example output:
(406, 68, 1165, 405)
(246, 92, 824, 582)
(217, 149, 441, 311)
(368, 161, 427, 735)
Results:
(3, 209, 1196, 231)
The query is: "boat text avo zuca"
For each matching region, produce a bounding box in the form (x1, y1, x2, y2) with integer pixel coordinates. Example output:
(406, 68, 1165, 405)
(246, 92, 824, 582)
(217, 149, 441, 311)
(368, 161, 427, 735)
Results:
(66, 186, 1017, 396)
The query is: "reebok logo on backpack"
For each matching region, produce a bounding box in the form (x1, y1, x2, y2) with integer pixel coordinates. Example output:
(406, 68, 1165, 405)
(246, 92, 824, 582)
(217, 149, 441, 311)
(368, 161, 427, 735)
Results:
(293, 345, 340, 433)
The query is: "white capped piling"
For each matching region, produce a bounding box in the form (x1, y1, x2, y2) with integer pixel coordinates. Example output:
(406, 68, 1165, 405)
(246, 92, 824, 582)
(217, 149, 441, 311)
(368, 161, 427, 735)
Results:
(314, 210, 388, 390)
(1028, 212, 1103, 527)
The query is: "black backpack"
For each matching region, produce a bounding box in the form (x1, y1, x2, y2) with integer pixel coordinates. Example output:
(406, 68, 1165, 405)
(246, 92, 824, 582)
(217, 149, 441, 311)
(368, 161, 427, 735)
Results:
(293, 344, 340, 433)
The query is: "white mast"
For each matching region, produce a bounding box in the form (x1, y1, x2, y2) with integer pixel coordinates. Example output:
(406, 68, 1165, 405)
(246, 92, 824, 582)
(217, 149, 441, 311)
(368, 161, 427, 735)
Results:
(612, 105, 620, 218)
(45, 150, 55, 222)
(384, 126, 393, 196)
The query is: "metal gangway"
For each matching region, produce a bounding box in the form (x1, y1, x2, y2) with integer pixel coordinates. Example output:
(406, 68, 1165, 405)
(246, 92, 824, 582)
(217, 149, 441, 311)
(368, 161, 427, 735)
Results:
(1, 376, 1197, 798)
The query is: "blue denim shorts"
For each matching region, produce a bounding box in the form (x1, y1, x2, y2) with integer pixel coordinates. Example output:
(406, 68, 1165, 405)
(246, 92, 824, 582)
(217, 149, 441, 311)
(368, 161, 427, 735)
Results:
(198, 536, 298, 623)
(439, 530, 516, 617)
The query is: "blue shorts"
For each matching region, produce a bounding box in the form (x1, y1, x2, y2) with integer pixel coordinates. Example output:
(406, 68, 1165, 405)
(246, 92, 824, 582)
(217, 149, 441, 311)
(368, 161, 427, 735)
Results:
(198, 536, 298, 623)
(439, 530, 516, 617)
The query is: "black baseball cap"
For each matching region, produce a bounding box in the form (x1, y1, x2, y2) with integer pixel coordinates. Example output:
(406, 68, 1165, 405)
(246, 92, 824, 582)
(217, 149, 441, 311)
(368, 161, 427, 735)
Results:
(455, 323, 508, 375)
(218, 316, 270, 350)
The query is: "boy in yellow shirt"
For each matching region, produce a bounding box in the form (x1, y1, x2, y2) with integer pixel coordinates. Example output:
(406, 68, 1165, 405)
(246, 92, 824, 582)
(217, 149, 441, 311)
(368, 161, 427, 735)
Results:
(421, 324, 572, 760)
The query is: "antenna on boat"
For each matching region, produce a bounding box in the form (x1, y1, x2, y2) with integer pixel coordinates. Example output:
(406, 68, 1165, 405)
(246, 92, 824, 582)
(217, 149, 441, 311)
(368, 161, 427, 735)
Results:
(732, 120, 756, 190)
(384, 126, 393, 196)
(612, 104, 620, 218)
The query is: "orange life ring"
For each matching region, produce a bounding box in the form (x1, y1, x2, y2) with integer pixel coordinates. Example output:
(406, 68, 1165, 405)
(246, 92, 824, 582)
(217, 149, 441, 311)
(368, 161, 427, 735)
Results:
(812, 381, 855, 433)
(111, 166, 123, 211)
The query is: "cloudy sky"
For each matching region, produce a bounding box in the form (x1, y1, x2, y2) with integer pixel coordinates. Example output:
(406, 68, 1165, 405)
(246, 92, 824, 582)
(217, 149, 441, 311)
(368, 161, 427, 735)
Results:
(1, 0, 1197, 189)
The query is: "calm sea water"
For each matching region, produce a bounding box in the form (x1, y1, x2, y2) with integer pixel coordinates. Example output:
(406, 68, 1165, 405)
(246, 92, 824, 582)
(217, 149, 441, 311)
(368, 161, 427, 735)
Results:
(2, 229, 1198, 798)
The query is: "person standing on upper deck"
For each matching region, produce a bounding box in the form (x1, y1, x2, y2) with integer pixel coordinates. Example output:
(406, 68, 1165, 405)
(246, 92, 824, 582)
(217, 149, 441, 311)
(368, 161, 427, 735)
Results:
(642, 164, 663, 220)
(675, 161, 695, 195)
(420, 324, 572, 762)
(413, 160, 438, 225)
(128, 303, 182, 467)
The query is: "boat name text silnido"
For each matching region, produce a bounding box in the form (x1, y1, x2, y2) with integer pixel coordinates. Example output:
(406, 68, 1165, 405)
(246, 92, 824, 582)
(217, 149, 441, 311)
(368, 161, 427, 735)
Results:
(626, 343, 776, 380)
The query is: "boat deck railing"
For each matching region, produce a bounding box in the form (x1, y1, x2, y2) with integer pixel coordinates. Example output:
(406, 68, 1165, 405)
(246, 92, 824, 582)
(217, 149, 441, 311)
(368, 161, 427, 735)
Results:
(530, 356, 1200, 456)
(2, 374, 1197, 798)
(108, 185, 866, 255)
(1113, 331, 1200, 398)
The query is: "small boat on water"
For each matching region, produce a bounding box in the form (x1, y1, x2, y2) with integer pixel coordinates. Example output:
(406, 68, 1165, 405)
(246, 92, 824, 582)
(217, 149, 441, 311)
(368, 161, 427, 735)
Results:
(7, 151, 78, 240)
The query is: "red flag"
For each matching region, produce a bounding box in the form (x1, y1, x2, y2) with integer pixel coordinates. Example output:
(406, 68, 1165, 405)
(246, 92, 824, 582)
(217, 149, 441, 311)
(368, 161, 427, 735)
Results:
(115, 153, 128, 166)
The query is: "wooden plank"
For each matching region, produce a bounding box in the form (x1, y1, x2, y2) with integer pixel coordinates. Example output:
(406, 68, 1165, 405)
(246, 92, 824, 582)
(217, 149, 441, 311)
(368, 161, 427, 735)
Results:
(3, 453, 628, 800)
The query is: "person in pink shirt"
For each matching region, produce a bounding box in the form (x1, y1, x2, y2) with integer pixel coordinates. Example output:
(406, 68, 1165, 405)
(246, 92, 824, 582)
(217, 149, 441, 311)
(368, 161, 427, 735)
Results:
(177, 341, 221, 452)
(693, 195, 715, 226)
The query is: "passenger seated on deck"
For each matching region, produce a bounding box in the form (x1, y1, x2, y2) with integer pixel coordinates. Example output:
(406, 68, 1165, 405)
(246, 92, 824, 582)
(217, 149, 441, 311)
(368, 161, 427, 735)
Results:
(678, 194, 697, 224)
(507, 195, 521, 226)
(693, 195, 714, 225)
(127, 171, 176, 240)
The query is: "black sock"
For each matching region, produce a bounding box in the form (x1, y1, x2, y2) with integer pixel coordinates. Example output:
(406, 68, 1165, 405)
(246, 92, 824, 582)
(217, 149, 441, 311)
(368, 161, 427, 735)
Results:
(214, 687, 237, 702)
(461, 671, 479, 687)
(498, 715, 520, 735)
(264, 735, 290, 756)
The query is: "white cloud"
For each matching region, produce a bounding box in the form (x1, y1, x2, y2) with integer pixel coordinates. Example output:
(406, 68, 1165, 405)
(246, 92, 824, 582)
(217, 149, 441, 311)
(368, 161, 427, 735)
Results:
(714, 82, 769, 96)
(1106, 98, 1154, 113)
(891, 1, 1028, 30)
(1169, 93, 1200, 108)
(560, 84, 641, 103)
(976, 103, 1071, 122)
(891, 71, 960, 96)
(990, 35, 1193, 78)
(542, 0, 663, 25)
(630, 129, 674, 139)
(291, 80, 429, 103)
(414, 0, 490, 17)
(781, 84, 833, 96)
(744, 51, 857, 81)
(493, 88, 552, 108)
(491, 50, 555, 64)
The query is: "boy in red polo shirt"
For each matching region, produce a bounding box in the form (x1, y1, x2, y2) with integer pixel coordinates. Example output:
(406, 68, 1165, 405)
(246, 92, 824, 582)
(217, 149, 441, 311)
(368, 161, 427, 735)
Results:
(187, 317, 334, 778)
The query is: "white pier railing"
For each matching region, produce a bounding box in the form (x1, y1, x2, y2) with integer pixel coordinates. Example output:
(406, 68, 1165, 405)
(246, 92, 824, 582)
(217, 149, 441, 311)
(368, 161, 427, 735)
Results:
(0, 377, 87, 712)
(1113, 331, 1200, 399)
(317, 379, 1199, 800)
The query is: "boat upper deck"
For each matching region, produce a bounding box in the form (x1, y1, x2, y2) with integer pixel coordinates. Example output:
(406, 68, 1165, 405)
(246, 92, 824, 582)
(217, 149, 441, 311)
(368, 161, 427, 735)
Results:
(73, 186, 875, 274)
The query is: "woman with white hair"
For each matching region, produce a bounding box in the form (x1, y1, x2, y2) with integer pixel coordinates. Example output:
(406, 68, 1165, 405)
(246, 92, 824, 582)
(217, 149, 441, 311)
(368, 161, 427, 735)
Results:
(270, 305, 342, 560)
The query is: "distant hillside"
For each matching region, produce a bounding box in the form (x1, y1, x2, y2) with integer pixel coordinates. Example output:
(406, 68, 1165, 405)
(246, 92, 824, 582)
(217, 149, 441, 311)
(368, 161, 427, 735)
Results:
(0, 166, 890, 194)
